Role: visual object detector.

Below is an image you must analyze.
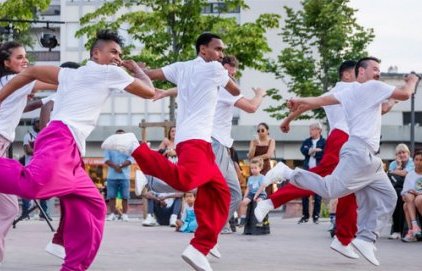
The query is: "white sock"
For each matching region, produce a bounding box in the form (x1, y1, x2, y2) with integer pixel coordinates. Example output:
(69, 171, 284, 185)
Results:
(285, 167, 294, 180)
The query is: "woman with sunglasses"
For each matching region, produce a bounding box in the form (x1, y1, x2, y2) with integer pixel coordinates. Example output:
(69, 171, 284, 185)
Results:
(247, 123, 276, 194)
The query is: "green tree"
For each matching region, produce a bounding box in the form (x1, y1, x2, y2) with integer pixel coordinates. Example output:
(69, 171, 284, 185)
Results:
(265, 0, 374, 120)
(76, 0, 280, 121)
(0, 0, 51, 45)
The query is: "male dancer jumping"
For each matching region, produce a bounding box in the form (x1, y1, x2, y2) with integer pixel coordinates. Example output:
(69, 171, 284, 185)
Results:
(154, 55, 265, 234)
(102, 33, 262, 271)
(0, 30, 155, 271)
(254, 60, 359, 258)
(259, 57, 419, 266)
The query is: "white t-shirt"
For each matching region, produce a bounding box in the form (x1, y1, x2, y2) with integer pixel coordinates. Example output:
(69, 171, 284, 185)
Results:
(23, 130, 37, 165)
(51, 61, 134, 155)
(0, 75, 35, 142)
(162, 57, 230, 145)
(308, 138, 318, 168)
(323, 82, 350, 135)
(333, 80, 395, 152)
(212, 88, 243, 148)
(401, 170, 422, 195)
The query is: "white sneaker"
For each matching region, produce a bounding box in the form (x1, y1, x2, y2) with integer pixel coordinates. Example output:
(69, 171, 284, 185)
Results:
(388, 232, 401, 240)
(352, 238, 379, 266)
(330, 237, 359, 259)
(45, 241, 66, 259)
(142, 214, 157, 226)
(169, 214, 177, 227)
(106, 213, 117, 221)
(121, 214, 129, 222)
(181, 244, 213, 271)
(135, 170, 148, 196)
(264, 162, 292, 186)
(254, 199, 274, 223)
(209, 245, 221, 259)
(101, 133, 140, 155)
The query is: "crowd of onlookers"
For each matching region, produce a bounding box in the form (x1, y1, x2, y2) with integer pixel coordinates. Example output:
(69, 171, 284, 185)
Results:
(17, 121, 421, 242)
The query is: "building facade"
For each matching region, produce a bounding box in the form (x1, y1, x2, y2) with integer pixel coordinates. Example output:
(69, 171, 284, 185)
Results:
(12, 0, 422, 163)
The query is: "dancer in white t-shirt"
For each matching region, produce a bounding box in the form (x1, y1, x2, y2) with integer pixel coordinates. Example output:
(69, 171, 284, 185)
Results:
(101, 33, 255, 271)
(0, 41, 57, 266)
(154, 55, 265, 234)
(265, 57, 419, 266)
(0, 30, 155, 271)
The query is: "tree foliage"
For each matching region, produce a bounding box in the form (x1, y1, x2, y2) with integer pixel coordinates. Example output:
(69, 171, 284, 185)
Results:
(0, 0, 51, 45)
(76, 0, 281, 120)
(265, 0, 374, 120)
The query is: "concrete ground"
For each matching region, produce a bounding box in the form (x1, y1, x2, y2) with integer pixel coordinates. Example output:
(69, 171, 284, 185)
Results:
(2, 213, 422, 271)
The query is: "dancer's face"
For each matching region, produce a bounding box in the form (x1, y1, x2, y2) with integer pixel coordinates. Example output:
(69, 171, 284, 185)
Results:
(358, 60, 380, 83)
(200, 38, 225, 62)
(223, 63, 237, 77)
(4, 46, 28, 73)
(92, 41, 122, 66)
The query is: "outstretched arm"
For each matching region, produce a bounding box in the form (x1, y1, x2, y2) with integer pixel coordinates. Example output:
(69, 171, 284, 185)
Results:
(153, 87, 178, 101)
(389, 73, 419, 101)
(280, 104, 313, 133)
(0, 66, 60, 102)
(289, 95, 339, 113)
(234, 87, 265, 113)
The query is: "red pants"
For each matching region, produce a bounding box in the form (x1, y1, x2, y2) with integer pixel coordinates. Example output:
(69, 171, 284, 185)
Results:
(269, 129, 357, 245)
(132, 140, 230, 255)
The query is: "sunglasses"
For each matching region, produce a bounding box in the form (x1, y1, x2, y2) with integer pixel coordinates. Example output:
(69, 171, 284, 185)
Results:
(257, 129, 266, 133)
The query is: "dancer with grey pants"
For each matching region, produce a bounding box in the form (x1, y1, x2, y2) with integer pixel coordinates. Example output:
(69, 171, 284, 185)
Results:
(265, 57, 420, 266)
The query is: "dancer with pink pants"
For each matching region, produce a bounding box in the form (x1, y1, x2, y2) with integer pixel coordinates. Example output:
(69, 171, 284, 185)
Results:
(0, 30, 155, 271)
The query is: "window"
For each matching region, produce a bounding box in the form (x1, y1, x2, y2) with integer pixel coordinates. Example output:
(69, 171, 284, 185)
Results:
(403, 111, 422, 126)
(202, 2, 240, 14)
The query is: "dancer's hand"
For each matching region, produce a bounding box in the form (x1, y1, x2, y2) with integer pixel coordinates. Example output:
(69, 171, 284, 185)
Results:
(252, 87, 266, 97)
(280, 118, 291, 133)
(153, 88, 167, 101)
(121, 60, 143, 75)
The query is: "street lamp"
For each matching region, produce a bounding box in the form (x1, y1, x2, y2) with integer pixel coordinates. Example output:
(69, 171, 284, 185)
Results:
(410, 72, 421, 155)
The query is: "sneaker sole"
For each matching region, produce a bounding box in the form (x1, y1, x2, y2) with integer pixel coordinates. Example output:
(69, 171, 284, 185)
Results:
(330, 246, 359, 259)
(181, 255, 208, 271)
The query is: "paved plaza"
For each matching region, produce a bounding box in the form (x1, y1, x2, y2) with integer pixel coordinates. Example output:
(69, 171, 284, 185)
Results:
(3, 213, 421, 271)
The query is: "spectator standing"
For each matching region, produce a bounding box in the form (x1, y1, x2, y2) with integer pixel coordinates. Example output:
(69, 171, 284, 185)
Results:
(105, 130, 133, 222)
(298, 122, 326, 224)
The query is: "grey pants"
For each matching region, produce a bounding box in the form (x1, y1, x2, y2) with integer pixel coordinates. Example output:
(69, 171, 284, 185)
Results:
(290, 137, 397, 242)
(212, 138, 242, 222)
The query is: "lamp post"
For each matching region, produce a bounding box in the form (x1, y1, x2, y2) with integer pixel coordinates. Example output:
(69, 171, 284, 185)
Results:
(410, 73, 420, 155)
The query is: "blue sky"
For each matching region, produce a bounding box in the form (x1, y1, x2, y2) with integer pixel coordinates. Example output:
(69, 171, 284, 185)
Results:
(350, 0, 421, 73)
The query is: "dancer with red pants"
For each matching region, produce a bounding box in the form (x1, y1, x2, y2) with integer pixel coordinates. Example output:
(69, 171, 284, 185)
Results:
(102, 33, 258, 271)
(0, 30, 155, 271)
(254, 60, 358, 258)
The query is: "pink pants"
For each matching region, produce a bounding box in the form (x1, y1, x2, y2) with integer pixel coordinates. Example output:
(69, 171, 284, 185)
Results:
(269, 129, 358, 245)
(0, 122, 106, 270)
(0, 135, 19, 263)
(132, 140, 230, 255)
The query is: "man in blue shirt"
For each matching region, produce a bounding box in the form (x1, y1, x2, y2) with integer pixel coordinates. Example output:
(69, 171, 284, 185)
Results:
(105, 130, 133, 221)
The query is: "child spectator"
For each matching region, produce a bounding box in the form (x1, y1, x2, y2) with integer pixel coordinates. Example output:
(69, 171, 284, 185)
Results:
(401, 151, 422, 242)
(176, 192, 198, 233)
(238, 158, 266, 226)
